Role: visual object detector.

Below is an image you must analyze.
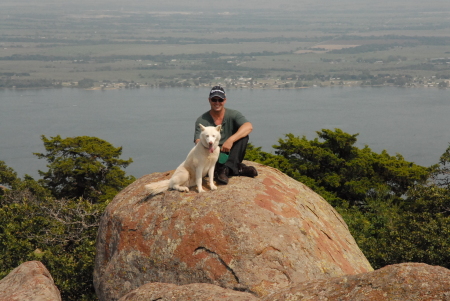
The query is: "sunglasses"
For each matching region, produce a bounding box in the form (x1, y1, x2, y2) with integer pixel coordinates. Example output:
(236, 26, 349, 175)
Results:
(210, 98, 225, 103)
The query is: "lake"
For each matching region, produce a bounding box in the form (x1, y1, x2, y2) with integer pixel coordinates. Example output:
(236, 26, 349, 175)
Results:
(1, 86, 449, 179)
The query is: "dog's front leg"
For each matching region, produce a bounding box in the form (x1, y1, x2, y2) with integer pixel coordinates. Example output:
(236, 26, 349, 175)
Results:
(208, 165, 217, 191)
(196, 166, 205, 193)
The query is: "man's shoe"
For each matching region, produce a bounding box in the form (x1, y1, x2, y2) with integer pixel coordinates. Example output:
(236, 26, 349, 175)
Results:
(238, 163, 258, 177)
(216, 166, 229, 184)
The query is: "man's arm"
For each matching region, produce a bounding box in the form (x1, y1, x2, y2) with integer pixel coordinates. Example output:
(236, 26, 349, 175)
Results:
(194, 117, 202, 144)
(221, 122, 253, 152)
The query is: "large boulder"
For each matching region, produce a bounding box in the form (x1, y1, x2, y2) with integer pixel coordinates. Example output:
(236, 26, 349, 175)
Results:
(263, 262, 450, 300)
(0, 261, 62, 301)
(118, 282, 260, 301)
(94, 161, 373, 301)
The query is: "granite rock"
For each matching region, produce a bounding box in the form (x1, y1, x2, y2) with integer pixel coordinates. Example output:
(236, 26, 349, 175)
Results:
(93, 161, 373, 301)
(0, 261, 61, 301)
(263, 262, 450, 301)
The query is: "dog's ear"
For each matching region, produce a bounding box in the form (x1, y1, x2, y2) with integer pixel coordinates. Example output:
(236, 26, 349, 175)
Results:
(199, 124, 206, 131)
(215, 125, 222, 132)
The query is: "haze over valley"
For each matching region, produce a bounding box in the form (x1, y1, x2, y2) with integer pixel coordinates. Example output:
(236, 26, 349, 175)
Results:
(1, 0, 449, 89)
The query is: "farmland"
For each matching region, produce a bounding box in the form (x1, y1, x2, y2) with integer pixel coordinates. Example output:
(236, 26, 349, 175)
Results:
(1, 1, 449, 89)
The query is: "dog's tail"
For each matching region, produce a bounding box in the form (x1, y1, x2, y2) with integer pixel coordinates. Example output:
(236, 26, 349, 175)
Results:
(145, 180, 170, 196)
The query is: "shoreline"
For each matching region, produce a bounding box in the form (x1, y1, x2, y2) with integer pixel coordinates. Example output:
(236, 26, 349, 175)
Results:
(1, 82, 448, 91)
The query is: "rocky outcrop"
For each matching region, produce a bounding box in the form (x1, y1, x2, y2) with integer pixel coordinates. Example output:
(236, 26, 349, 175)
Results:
(116, 263, 450, 301)
(0, 261, 62, 301)
(263, 262, 450, 301)
(118, 282, 260, 301)
(93, 161, 373, 301)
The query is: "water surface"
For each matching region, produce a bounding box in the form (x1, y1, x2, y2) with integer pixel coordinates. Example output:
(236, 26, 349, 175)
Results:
(1, 87, 449, 178)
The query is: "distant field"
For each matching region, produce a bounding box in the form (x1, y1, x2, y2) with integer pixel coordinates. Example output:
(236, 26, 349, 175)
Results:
(1, 2, 449, 89)
(0, 42, 312, 57)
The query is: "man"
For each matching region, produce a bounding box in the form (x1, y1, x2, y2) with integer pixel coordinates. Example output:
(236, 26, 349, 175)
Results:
(194, 86, 257, 184)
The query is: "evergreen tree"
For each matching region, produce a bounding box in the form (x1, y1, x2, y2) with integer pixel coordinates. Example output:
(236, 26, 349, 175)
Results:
(247, 129, 429, 207)
(34, 135, 135, 202)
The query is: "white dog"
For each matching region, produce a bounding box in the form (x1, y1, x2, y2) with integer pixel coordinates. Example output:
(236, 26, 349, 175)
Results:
(145, 124, 221, 195)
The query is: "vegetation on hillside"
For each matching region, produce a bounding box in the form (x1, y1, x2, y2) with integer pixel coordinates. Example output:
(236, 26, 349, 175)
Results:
(0, 136, 135, 301)
(1, 130, 450, 299)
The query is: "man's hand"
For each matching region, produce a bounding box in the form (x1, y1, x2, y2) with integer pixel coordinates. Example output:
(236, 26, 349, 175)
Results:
(221, 122, 253, 152)
(221, 139, 234, 152)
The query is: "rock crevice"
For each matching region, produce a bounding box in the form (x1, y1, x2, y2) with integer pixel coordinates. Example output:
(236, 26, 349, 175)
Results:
(193, 247, 242, 286)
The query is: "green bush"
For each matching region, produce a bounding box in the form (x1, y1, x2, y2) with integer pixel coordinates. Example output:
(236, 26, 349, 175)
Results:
(0, 189, 106, 300)
(1, 135, 135, 300)
(247, 129, 429, 207)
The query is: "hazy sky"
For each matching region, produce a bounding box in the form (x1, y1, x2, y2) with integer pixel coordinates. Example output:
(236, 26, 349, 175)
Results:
(2, 0, 449, 12)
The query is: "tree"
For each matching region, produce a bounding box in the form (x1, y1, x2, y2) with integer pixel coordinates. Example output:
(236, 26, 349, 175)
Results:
(438, 81, 448, 88)
(0, 161, 20, 197)
(0, 187, 105, 301)
(433, 143, 450, 187)
(34, 135, 135, 202)
(1, 160, 50, 200)
(1, 136, 137, 300)
(346, 144, 450, 269)
(270, 129, 429, 207)
(77, 78, 95, 89)
(405, 143, 450, 215)
(339, 188, 450, 269)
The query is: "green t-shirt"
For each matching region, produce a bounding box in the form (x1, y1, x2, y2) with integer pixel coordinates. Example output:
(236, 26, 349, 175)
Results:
(194, 108, 249, 145)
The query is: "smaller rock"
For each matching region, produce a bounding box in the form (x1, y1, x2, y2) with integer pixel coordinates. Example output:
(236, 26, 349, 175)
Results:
(263, 262, 450, 301)
(118, 282, 260, 301)
(0, 261, 62, 301)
